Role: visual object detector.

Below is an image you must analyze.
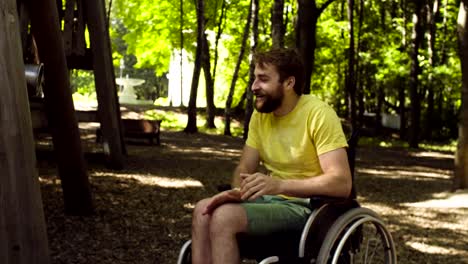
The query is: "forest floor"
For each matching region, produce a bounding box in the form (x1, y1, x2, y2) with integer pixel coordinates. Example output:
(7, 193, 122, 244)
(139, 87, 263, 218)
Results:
(35, 125, 468, 264)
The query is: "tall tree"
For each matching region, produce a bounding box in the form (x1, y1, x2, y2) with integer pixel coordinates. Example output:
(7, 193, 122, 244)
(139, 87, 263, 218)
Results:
(180, 0, 184, 107)
(244, 0, 259, 139)
(271, 0, 285, 48)
(399, 0, 409, 139)
(356, 0, 365, 125)
(408, 0, 426, 148)
(295, 0, 336, 94)
(224, 0, 253, 136)
(202, 34, 217, 128)
(184, 0, 205, 133)
(212, 0, 227, 83)
(346, 0, 357, 129)
(455, 0, 468, 190)
(424, 0, 441, 139)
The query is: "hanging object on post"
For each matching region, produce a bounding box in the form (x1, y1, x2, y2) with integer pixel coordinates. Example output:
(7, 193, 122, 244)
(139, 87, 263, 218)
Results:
(24, 63, 44, 99)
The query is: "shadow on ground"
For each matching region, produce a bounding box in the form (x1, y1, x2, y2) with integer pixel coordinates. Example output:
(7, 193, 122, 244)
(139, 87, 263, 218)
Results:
(36, 130, 468, 264)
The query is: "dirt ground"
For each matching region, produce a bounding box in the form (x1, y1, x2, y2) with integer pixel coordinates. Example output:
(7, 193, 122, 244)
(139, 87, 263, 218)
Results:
(36, 129, 468, 264)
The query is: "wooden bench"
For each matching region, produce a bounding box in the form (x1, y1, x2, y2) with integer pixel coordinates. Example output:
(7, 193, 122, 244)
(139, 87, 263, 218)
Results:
(96, 119, 162, 145)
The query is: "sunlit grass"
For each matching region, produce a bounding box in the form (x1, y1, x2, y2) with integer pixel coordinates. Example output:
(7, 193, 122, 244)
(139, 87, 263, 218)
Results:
(359, 136, 409, 148)
(359, 136, 457, 153)
(419, 140, 457, 153)
(143, 109, 244, 137)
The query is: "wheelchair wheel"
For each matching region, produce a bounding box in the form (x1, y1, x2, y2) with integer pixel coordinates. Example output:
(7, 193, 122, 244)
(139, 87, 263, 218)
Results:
(177, 240, 192, 264)
(316, 207, 397, 264)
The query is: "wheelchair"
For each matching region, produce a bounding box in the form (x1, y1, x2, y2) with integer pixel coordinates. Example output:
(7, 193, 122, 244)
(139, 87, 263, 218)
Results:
(177, 131, 397, 264)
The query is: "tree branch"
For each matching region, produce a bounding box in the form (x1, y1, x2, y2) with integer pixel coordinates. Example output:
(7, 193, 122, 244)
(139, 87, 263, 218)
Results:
(318, 0, 336, 14)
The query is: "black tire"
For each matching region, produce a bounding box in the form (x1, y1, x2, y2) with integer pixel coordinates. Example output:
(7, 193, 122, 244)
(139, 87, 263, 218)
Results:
(316, 207, 397, 264)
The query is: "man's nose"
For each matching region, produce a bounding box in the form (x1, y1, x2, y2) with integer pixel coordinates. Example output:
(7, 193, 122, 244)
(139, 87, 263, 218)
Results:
(251, 80, 259, 92)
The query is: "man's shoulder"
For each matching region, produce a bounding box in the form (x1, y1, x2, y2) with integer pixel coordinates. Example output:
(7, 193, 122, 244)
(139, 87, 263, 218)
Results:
(299, 95, 333, 113)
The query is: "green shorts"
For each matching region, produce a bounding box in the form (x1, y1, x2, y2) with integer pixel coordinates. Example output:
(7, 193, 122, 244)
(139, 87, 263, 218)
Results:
(240, 195, 312, 236)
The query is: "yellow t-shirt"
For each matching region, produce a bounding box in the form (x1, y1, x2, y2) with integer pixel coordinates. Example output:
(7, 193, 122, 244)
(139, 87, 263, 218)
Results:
(246, 95, 347, 180)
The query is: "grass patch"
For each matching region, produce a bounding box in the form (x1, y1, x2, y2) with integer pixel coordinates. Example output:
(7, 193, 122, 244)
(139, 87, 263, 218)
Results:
(143, 109, 244, 137)
(359, 136, 456, 153)
(419, 140, 457, 153)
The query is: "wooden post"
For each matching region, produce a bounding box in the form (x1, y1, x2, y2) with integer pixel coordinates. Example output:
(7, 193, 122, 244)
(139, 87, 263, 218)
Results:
(83, 0, 126, 168)
(25, 0, 94, 215)
(0, 0, 50, 263)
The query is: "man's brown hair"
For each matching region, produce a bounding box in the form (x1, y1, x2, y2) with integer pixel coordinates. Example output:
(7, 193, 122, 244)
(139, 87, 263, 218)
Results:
(253, 48, 305, 95)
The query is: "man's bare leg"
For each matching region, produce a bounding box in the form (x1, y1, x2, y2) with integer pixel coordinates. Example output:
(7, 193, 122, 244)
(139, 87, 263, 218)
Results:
(192, 198, 213, 264)
(209, 204, 248, 264)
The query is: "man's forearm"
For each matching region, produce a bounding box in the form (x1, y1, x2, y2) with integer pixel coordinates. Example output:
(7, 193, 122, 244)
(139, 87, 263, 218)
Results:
(278, 173, 352, 198)
(231, 165, 244, 188)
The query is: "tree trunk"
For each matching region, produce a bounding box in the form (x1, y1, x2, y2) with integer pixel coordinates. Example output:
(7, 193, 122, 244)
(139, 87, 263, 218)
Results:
(271, 0, 285, 48)
(376, 84, 384, 133)
(408, 1, 425, 148)
(27, 0, 94, 215)
(224, 0, 253, 136)
(0, 1, 51, 262)
(184, 0, 205, 133)
(454, 0, 468, 190)
(201, 34, 216, 128)
(244, 0, 259, 139)
(400, 0, 408, 48)
(346, 0, 357, 129)
(84, 0, 126, 169)
(398, 76, 407, 139)
(356, 0, 364, 126)
(179, 0, 184, 107)
(424, 0, 440, 140)
(296, 0, 335, 94)
(399, 0, 408, 139)
(212, 0, 227, 82)
(440, 0, 449, 65)
(296, 0, 318, 94)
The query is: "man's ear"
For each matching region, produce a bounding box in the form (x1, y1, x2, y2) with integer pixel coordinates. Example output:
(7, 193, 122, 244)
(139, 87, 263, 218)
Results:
(285, 76, 295, 90)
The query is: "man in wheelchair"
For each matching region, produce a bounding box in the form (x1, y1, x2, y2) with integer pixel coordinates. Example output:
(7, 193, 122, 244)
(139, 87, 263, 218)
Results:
(190, 48, 352, 264)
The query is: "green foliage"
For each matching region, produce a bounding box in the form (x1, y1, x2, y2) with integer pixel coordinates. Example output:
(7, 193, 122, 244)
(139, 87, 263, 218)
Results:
(105, 0, 463, 142)
(70, 70, 95, 95)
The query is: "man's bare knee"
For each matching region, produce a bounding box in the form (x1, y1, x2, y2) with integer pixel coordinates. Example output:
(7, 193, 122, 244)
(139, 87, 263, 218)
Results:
(192, 198, 212, 228)
(209, 204, 247, 238)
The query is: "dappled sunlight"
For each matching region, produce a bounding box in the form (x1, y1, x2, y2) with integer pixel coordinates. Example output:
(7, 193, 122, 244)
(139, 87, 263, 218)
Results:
(358, 202, 396, 216)
(408, 151, 454, 159)
(78, 122, 100, 130)
(92, 172, 204, 188)
(406, 241, 465, 256)
(357, 168, 451, 180)
(396, 207, 467, 230)
(163, 142, 241, 157)
(199, 146, 241, 157)
(404, 190, 468, 209)
(38, 176, 59, 185)
(183, 202, 195, 209)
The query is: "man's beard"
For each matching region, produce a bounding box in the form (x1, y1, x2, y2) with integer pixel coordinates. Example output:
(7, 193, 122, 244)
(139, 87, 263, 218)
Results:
(254, 87, 283, 113)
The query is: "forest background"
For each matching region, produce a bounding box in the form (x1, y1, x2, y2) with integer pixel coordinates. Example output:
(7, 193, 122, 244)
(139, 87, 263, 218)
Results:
(71, 0, 466, 187)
